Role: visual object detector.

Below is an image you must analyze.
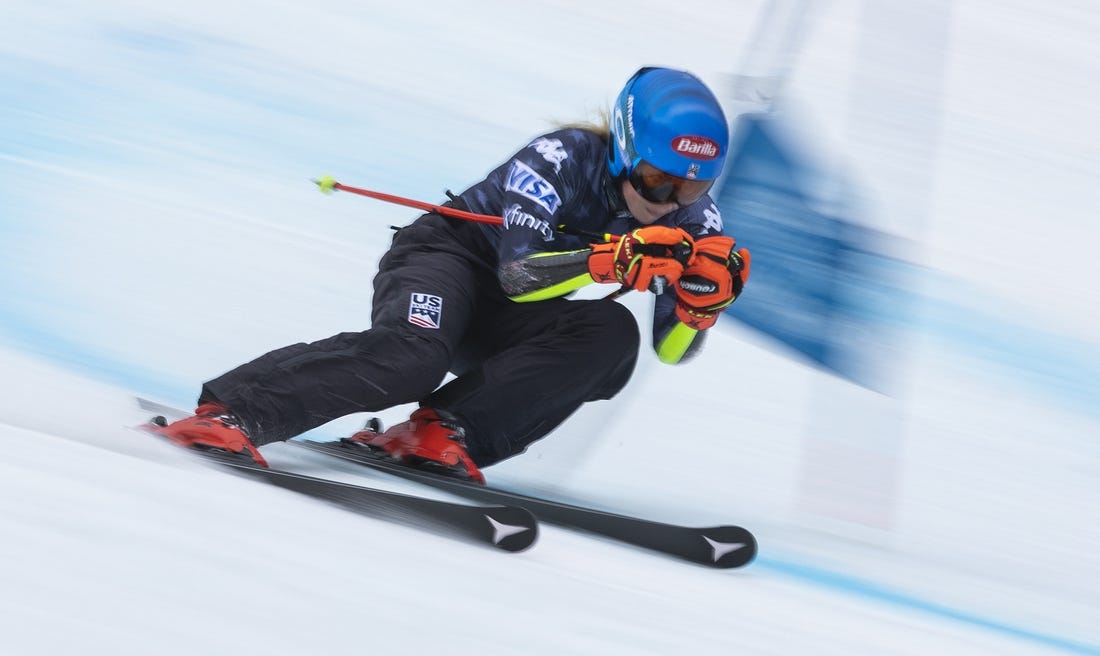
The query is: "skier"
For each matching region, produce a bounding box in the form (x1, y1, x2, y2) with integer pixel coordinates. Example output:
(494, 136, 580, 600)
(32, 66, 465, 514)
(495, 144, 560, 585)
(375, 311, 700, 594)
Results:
(152, 66, 751, 483)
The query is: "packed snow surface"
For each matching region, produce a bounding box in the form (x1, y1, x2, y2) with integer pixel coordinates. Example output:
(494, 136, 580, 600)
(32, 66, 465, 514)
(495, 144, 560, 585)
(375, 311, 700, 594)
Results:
(2, 1, 1097, 654)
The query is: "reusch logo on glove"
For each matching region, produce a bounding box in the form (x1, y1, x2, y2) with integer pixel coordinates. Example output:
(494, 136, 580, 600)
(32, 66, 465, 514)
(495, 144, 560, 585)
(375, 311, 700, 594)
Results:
(672, 136, 720, 160)
(679, 277, 718, 295)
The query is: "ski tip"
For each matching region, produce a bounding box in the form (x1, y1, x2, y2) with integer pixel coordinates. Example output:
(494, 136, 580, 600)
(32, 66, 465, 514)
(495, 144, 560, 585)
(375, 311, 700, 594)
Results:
(701, 526, 758, 569)
(483, 507, 539, 553)
(315, 175, 337, 194)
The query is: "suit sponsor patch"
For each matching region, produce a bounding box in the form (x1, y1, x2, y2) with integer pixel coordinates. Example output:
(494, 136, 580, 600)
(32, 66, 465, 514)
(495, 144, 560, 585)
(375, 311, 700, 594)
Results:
(528, 137, 568, 173)
(408, 293, 442, 329)
(503, 203, 555, 241)
(505, 160, 562, 215)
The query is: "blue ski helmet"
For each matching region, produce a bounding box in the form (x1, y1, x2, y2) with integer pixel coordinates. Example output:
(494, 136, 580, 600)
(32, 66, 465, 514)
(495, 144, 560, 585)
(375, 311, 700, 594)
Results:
(608, 67, 729, 205)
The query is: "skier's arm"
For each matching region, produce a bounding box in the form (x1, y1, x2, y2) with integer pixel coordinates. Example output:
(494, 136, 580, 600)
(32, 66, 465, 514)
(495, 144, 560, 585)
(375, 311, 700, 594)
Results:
(500, 226, 695, 302)
(653, 295, 707, 364)
(652, 236, 751, 364)
(499, 249, 595, 302)
(503, 247, 716, 361)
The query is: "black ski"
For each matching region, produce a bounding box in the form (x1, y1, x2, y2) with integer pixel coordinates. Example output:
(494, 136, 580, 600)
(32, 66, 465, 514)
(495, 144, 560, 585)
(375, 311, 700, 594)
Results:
(297, 439, 757, 569)
(135, 412, 537, 553)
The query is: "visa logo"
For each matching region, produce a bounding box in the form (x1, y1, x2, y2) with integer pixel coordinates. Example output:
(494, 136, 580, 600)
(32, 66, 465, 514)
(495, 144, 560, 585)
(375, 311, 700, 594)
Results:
(505, 160, 562, 215)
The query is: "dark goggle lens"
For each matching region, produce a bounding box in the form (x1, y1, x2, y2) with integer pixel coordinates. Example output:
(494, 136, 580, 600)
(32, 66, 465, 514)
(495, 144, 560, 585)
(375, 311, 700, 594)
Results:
(628, 161, 714, 206)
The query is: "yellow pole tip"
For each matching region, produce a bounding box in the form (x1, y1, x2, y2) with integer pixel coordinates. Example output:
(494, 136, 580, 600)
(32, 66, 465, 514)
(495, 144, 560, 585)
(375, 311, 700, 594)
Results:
(316, 175, 337, 194)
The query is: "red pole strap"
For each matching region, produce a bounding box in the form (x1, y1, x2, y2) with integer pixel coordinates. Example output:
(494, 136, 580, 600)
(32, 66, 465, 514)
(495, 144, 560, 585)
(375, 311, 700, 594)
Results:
(318, 178, 504, 226)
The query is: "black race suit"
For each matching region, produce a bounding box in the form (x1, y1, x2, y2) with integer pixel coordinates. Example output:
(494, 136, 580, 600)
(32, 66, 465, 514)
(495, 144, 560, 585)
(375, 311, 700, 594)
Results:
(201, 128, 727, 466)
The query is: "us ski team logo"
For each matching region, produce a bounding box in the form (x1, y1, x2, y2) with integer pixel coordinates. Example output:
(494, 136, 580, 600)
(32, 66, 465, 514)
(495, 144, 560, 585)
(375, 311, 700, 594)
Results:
(408, 293, 443, 329)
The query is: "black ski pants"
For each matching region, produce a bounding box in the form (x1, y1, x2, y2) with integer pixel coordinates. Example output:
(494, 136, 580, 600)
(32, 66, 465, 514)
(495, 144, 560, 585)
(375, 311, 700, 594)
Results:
(201, 214, 640, 466)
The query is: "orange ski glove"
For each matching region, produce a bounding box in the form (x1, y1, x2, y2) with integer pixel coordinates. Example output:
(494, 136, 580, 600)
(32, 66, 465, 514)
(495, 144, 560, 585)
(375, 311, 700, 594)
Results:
(587, 226, 695, 294)
(673, 235, 751, 330)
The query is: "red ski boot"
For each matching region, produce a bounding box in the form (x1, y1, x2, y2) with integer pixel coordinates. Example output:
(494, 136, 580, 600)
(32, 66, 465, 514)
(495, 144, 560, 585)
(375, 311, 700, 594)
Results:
(347, 407, 484, 484)
(150, 403, 268, 467)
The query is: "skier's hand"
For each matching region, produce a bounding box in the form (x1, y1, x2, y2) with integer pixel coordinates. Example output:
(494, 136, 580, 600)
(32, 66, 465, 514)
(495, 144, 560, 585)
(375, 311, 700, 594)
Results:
(673, 236, 751, 330)
(587, 226, 695, 294)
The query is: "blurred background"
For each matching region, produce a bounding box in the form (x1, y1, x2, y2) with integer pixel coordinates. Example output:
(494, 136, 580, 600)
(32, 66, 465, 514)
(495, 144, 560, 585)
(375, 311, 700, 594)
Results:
(1, 1, 1098, 654)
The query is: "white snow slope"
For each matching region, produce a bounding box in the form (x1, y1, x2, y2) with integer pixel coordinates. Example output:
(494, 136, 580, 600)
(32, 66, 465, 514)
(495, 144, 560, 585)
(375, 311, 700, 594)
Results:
(2, 1, 1098, 655)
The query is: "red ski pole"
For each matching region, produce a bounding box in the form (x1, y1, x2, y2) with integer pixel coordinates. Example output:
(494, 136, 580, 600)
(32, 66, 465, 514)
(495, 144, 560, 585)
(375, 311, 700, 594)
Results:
(314, 175, 632, 299)
(314, 175, 626, 241)
(314, 176, 505, 226)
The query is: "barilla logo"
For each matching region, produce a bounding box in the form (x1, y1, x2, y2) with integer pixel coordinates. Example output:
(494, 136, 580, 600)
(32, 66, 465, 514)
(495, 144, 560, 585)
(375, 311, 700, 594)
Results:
(672, 136, 720, 160)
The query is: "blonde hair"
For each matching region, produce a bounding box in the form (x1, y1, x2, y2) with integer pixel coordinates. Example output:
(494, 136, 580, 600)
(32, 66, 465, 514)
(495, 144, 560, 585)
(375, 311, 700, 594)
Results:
(554, 109, 610, 141)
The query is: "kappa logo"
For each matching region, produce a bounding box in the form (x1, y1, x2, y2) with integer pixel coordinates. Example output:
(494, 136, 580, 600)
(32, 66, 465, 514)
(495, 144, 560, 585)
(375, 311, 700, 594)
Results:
(408, 293, 443, 329)
(528, 137, 568, 173)
(505, 160, 562, 215)
(702, 203, 722, 232)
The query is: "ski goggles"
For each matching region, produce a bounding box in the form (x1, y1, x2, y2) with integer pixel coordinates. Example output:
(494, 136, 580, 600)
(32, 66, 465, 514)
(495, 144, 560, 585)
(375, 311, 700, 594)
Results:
(628, 160, 715, 207)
